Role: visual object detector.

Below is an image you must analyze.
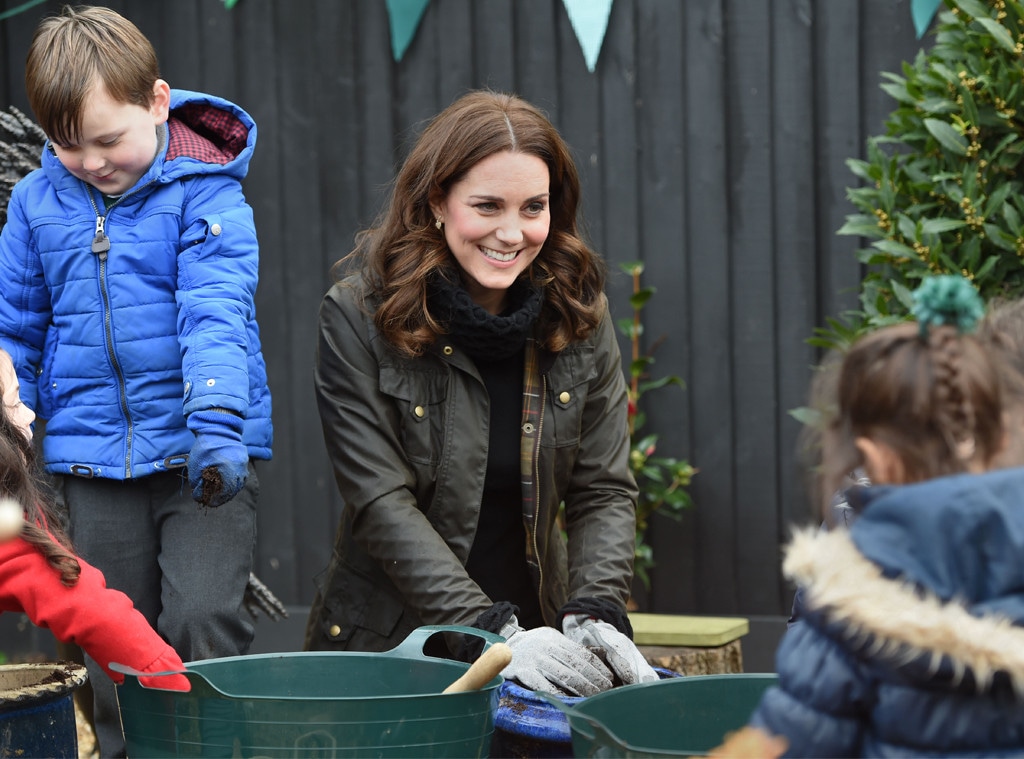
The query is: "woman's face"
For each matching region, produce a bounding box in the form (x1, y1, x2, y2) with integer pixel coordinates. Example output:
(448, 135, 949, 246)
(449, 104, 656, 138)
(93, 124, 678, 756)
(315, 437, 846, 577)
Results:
(433, 150, 550, 314)
(0, 356, 34, 443)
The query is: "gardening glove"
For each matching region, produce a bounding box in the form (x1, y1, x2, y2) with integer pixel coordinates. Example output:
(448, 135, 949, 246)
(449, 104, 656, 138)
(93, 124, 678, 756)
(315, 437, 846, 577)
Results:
(186, 409, 248, 508)
(499, 615, 615, 697)
(562, 613, 660, 686)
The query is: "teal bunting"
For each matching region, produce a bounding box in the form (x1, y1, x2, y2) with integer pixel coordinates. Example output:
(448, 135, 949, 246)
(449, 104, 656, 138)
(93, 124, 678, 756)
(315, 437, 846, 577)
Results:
(911, 0, 943, 38)
(0, 0, 47, 23)
(385, 0, 431, 62)
(562, 0, 614, 72)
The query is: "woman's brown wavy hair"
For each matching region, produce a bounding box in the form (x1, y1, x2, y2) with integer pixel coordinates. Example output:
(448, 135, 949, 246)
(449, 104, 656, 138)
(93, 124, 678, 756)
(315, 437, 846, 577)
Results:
(334, 89, 607, 357)
(0, 352, 80, 585)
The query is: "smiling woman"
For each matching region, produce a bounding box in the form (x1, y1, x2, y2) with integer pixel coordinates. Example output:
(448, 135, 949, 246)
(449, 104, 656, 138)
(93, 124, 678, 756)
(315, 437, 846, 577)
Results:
(305, 89, 658, 698)
(431, 150, 550, 314)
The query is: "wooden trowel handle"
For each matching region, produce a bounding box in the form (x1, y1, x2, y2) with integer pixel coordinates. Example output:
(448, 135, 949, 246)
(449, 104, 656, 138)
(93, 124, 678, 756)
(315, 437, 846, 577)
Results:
(443, 642, 513, 693)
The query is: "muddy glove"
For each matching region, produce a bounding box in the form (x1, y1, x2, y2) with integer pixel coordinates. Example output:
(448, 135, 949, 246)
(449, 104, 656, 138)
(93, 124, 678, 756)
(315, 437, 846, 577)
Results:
(499, 615, 614, 697)
(186, 409, 248, 507)
(562, 614, 660, 686)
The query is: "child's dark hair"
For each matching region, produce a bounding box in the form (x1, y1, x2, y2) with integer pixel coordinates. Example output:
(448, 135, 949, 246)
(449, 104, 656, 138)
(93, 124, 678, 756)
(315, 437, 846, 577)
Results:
(0, 355, 80, 585)
(820, 320, 1003, 503)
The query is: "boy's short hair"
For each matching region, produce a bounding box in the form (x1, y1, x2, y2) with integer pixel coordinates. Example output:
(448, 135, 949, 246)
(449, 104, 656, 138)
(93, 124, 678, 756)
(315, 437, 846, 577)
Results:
(25, 5, 160, 146)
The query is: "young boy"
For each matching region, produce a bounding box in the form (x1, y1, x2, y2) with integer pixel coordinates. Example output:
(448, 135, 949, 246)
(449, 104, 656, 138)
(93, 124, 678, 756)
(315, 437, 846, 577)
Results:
(0, 6, 273, 755)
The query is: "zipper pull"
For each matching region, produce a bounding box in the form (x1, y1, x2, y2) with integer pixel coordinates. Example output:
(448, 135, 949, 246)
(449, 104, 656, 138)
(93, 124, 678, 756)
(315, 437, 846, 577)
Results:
(92, 215, 110, 254)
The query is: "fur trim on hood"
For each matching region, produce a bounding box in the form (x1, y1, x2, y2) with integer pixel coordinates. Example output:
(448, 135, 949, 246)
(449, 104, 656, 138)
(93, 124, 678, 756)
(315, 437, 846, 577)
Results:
(785, 527, 1024, 695)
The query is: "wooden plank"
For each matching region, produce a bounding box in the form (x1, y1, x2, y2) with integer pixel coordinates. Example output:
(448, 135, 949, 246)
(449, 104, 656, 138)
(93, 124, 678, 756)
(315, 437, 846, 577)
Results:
(766, 0, 817, 614)
(724, 0, 778, 616)
(598, 0, 638, 318)
(356, 0, 398, 228)
(514, 0, 560, 113)
(231, 0, 296, 600)
(815, 1, 865, 330)
(435, 0, 472, 107)
(631, 0, 694, 615)
(630, 613, 749, 647)
(554, 0, 603, 281)
(471, 0, 515, 93)
(681, 0, 736, 615)
(265, 0, 326, 602)
(154, 1, 202, 89)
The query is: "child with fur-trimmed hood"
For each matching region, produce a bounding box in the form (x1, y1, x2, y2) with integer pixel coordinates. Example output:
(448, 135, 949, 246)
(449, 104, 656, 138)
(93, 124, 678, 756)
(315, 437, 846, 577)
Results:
(750, 276, 1024, 757)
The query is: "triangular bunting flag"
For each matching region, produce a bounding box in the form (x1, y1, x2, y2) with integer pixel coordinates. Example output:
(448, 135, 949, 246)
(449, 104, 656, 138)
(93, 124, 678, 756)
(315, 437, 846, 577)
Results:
(385, 0, 431, 62)
(562, 0, 613, 72)
(911, 0, 942, 38)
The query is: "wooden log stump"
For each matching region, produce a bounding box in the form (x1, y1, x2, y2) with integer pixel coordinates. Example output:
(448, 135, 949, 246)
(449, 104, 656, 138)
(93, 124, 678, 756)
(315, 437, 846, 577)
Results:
(640, 639, 744, 676)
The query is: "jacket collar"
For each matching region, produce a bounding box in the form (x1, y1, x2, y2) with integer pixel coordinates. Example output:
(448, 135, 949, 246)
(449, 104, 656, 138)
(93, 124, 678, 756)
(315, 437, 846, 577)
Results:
(786, 526, 1024, 694)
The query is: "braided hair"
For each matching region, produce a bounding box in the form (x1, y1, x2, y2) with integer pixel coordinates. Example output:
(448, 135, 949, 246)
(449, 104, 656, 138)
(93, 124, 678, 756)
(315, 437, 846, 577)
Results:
(820, 276, 1002, 503)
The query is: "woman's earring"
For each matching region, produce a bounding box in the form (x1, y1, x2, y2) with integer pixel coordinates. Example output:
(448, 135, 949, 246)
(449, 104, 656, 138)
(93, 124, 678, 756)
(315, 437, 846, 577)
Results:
(435, 218, 443, 230)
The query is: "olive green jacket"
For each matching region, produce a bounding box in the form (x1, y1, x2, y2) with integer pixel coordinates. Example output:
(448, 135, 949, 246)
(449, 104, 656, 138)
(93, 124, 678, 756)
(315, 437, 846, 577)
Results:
(304, 274, 638, 652)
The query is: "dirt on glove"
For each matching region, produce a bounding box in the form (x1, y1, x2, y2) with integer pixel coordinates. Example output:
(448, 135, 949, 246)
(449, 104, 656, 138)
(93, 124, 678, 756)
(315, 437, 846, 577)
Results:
(199, 466, 223, 507)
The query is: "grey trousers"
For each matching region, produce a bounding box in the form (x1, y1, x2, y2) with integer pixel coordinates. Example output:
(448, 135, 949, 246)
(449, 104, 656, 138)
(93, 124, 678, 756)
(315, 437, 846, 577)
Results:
(62, 464, 258, 758)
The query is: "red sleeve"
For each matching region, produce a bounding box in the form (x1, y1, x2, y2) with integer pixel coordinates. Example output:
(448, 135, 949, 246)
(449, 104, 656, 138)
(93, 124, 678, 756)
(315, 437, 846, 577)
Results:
(0, 537, 190, 691)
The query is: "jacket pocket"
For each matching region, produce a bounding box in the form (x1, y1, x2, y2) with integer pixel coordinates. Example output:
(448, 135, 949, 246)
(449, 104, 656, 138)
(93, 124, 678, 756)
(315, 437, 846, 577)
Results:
(542, 345, 597, 448)
(310, 555, 409, 650)
(379, 365, 448, 467)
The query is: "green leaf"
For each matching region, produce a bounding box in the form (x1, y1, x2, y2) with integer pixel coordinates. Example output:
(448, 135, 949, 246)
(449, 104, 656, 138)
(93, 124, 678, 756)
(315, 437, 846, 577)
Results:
(789, 406, 821, 426)
(630, 289, 653, 310)
(891, 279, 916, 310)
(983, 223, 1018, 252)
(619, 261, 643, 276)
(920, 217, 967, 234)
(975, 17, 1019, 53)
(836, 217, 886, 238)
(918, 97, 959, 114)
(871, 239, 918, 258)
(955, 0, 995, 20)
(923, 118, 968, 155)
(1003, 201, 1021, 232)
(880, 81, 915, 104)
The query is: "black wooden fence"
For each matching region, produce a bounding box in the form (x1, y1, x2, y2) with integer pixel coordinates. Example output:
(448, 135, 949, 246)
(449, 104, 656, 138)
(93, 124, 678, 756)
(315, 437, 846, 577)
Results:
(0, 0, 927, 619)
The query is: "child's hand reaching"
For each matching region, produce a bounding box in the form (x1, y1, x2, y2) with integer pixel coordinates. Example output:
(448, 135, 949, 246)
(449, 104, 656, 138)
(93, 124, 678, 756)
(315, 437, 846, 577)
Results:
(186, 410, 248, 507)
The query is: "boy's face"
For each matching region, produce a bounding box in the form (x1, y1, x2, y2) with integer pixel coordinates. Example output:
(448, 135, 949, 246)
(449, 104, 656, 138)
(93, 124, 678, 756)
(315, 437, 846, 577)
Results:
(51, 79, 170, 196)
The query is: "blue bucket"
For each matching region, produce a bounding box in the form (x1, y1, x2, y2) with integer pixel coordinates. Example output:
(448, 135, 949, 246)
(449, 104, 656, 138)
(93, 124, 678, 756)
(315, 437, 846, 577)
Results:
(491, 668, 680, 758)
(0, 661, 89, 759)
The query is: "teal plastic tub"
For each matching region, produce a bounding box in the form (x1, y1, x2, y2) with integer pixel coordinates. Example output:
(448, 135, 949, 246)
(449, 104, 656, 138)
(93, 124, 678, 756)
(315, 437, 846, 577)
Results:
(113, 626, 503, 758)
(547, 673, 778, 757)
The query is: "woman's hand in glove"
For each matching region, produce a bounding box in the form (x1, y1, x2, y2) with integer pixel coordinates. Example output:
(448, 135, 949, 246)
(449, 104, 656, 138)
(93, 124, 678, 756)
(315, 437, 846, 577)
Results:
(562, 614, 660, 686)
(499, 616, 614, 697)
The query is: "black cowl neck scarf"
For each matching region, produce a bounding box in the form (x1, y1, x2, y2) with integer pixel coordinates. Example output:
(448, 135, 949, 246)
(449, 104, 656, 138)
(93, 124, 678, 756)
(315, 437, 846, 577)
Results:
(428, 274, 543, 361)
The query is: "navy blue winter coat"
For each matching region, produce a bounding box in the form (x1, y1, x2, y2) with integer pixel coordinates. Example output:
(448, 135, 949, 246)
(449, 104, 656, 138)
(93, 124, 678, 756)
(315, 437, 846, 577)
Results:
(0, 90, 272, 478)
(750, 466, 1024, 757)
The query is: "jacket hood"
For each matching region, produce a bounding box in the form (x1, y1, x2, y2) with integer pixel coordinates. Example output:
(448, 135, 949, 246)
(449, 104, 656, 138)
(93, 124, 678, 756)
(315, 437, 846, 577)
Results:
(40, 88, 256, 194)
(785, 467, 1024, 695)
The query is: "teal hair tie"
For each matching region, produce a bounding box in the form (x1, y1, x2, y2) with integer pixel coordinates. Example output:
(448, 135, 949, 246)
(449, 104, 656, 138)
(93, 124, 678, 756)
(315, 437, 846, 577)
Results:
(911, 274, 985, 335)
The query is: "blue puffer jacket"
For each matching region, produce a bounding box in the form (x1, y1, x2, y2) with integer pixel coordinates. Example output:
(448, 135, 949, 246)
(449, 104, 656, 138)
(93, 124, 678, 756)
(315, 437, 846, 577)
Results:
(750, 467, 1024, 757)
(0, 89, 272, 479)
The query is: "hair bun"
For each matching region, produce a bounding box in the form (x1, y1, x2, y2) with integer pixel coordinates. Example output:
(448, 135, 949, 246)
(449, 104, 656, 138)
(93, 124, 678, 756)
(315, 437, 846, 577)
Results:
(911, 274, 984, 334)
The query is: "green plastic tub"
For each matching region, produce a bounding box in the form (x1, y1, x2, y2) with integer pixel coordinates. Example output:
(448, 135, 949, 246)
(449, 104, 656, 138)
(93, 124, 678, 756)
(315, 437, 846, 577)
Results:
(547, 673, 778, 758)
(113, 626, 503, 758)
